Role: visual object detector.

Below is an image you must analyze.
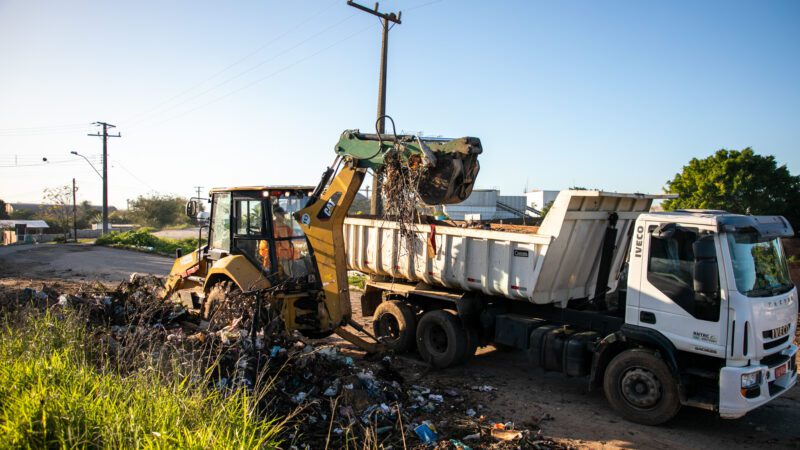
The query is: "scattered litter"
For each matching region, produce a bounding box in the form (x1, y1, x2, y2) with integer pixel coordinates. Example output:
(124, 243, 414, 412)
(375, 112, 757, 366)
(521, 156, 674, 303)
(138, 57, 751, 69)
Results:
(491, 428, 523, 441)
(0, 277, 569, 450)
(414, 421, 438, 445)
(449, 438, 472, 449)
(471, 385, 496, 392)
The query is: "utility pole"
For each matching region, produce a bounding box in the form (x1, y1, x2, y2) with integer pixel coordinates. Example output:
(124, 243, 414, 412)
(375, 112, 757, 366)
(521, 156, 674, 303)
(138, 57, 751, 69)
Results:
(347, 1, 401, 215)
(88, 122, 121, 235)
(72, 178, 78, 243)
(193, 186, 204, 199)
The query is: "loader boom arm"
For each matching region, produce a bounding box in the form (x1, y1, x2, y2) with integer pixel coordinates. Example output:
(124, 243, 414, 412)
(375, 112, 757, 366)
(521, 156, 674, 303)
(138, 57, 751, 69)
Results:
(288, 130, 482, 341)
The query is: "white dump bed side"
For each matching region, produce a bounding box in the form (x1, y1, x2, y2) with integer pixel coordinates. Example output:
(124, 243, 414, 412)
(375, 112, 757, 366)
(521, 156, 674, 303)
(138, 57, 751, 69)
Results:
(344, 191, 669, 305)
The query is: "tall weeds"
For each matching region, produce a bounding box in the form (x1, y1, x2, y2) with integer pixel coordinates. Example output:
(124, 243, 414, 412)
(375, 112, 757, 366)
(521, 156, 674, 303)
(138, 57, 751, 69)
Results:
(0, 307, 282, 449)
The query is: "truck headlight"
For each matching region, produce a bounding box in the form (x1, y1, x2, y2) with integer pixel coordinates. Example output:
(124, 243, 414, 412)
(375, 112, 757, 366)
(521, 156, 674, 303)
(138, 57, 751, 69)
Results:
(741, 371, 762, 389)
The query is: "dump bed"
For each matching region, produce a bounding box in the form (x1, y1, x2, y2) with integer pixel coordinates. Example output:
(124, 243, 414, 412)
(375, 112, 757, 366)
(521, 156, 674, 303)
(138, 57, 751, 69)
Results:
(344, 191, 668, 305)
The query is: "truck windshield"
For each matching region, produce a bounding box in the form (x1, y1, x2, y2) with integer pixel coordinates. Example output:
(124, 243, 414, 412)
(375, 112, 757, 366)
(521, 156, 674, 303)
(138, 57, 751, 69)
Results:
(726, 232, 793, 297)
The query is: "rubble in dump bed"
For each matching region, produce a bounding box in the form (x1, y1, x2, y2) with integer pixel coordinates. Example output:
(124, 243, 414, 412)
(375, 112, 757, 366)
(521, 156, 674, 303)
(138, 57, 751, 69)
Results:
(1, 277, 571, 450)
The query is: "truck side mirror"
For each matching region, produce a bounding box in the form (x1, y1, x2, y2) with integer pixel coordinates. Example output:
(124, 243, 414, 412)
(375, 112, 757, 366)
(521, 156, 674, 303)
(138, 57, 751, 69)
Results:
(693, 235, 719, 297)
(186, 200, 199, 219)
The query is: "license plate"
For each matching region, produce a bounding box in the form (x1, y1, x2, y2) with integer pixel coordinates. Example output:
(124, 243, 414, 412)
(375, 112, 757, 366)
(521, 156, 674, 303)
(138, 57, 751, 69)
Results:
(775, 363, 787, 379)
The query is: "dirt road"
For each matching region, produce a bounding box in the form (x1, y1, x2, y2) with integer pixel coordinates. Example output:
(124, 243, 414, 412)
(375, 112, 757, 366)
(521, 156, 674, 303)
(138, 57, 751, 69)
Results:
(340, 291, 800, 450)
(0, 243, 174, 283)
(0, 244, 798, 449)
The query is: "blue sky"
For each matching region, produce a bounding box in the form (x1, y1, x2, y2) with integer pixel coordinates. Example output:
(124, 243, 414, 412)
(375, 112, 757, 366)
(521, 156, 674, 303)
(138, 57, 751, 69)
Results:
(1, 0, 798, 208)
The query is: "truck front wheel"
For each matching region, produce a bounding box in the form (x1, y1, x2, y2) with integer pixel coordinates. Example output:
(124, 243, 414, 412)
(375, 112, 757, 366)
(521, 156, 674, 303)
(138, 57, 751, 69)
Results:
(416, 310, 467, 368)
(603, 349, 681, 425)
(372, 300, 416, 352)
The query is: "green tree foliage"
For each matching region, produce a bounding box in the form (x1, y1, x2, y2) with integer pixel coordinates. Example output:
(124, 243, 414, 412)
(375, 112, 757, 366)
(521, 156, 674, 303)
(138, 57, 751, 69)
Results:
(42, 185, 73, 239)
(0, 199, 8, 220)
(128, 194, 189, 229)
(662, 148, 800, 230)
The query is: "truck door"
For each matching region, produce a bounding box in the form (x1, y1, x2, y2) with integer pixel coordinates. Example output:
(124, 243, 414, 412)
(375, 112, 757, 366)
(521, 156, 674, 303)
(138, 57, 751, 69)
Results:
(636, 222, 727, 357)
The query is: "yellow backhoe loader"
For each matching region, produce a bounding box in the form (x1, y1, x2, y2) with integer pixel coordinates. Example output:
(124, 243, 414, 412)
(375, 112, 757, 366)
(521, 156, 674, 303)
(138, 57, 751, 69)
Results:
(163, 128, 482, 351)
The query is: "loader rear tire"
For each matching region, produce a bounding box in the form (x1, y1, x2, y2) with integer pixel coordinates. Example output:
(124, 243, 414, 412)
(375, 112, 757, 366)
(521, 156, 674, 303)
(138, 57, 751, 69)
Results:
(603, 349, 681, 425)
(416, 310, 467, 368)
(372, 300, 417, 352)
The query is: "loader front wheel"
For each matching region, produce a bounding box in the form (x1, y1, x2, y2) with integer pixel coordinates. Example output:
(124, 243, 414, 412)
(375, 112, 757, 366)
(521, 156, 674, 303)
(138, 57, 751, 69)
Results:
(416, 310, 467, 368)
(372, 300, 417, 352)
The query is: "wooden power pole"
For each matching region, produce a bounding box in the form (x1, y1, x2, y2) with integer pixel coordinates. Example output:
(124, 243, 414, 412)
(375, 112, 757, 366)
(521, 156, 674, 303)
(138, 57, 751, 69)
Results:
(72, 178, 78, 243)
(88, 122, 120, 235)
(347, 1, 401, 215)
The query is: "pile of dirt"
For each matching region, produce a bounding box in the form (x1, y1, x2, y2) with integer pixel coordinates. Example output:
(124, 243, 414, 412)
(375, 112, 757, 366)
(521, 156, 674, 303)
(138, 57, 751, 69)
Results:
(0, 277, 569, 449)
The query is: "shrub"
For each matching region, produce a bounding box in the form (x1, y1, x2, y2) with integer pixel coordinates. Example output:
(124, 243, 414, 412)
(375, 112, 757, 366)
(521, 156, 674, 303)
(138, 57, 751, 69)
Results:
(95, 228, 200, 256)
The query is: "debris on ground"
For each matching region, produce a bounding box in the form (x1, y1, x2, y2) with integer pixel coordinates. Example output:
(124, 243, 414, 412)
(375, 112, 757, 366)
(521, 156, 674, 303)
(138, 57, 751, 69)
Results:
(0, 278, 571, 449)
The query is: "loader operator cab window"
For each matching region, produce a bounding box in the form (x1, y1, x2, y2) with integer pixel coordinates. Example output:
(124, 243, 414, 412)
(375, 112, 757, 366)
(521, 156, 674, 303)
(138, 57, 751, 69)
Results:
(271, 194, 313, 280)
(647, 225, 720, 322)
(209, 192, 232, 253)
(233, 197, 270, 272)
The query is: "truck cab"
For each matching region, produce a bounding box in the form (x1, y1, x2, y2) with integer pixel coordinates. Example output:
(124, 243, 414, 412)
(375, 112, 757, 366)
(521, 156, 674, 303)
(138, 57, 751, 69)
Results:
(626, 210, 797, 418)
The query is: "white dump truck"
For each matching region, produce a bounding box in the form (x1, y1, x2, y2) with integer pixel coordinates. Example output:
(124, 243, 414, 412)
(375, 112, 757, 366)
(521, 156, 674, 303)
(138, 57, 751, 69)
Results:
(344, 190, 798, 425)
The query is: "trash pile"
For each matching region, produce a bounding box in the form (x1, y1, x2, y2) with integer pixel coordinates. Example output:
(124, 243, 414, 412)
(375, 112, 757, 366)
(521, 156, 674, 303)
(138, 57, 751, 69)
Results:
(1, 277, 570, 449)
(381, 150, 425, 253)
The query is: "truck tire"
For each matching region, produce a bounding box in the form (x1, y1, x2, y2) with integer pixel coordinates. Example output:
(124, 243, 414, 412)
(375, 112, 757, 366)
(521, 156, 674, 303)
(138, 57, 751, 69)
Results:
(603, 349, 681, 425)
(372, 300, 416, 352)
(416, 310, 468, 368)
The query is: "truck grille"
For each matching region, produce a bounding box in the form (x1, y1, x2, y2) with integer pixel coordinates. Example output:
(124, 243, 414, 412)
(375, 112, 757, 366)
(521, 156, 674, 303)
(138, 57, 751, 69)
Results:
(764, 335, 790, 350)
(763, 323, 791, 340)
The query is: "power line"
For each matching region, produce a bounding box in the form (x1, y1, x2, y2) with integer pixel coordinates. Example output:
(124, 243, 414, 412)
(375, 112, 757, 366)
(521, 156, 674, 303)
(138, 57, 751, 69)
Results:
(131, 22, 376, 129)
(123, 0, 339, 124)
(129, 12, 359, 128)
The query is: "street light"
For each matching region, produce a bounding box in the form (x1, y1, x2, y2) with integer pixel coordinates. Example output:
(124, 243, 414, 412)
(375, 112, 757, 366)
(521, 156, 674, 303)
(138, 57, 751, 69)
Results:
(70, 150, 106, 233)
(70, 151, 102, 179)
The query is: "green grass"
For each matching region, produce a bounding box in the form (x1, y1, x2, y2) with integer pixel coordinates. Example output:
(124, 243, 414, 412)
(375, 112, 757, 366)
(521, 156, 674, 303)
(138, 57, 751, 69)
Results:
(0, 309, 282, 449)
(95, 228, 200, 257)
(347, 272, 367, 289)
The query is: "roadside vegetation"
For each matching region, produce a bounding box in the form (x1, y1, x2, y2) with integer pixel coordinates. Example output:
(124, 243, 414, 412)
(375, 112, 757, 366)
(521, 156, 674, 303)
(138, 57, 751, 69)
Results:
(0, 307, 282, 449)
(95, 228, 199, 256)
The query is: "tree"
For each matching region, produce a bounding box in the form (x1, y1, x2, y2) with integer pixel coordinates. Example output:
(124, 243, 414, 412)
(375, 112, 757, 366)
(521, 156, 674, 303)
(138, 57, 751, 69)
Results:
(43, 185, 73, 240)
(0, 199, 8, 220)
(128, 194, 189, 229)
(662, 148, 800, 230)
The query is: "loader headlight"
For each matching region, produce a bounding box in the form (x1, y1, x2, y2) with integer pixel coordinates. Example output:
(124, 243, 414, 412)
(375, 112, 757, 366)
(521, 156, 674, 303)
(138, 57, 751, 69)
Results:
(741, 370, 762, 389)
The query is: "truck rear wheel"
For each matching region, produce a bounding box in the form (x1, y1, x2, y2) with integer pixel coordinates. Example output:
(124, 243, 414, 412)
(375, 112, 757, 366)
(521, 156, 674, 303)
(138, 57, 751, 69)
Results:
(416, 310, 467, 368)
(372, 300, 416, 352)
(603, 349, 681, 425)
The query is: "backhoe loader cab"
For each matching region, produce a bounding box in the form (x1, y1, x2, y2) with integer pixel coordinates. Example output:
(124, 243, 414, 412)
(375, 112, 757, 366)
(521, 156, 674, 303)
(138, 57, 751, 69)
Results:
(164, 186, 318, 312)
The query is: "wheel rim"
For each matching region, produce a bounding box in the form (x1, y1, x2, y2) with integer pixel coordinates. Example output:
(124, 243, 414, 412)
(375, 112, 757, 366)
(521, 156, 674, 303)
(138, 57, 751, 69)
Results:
(620, 367, 662, 409)
(427, 324, 449, 355)
(376, 314, 401, 342)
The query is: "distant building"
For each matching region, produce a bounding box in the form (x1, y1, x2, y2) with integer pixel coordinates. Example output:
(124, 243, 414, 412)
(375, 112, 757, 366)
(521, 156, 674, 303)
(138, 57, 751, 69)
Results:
(525, 189, 559, 216)
(0, 219, 50, 245)
(443, 189, 529, 221)
(5, 203, 116, 215)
